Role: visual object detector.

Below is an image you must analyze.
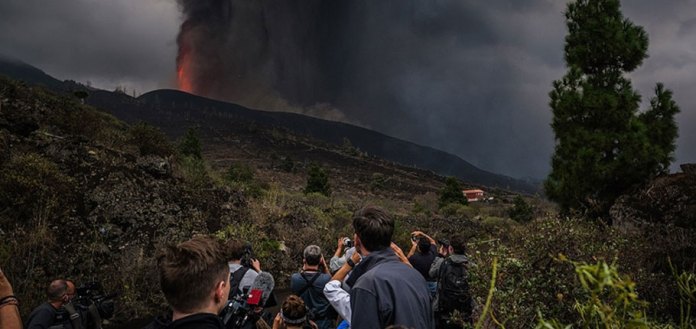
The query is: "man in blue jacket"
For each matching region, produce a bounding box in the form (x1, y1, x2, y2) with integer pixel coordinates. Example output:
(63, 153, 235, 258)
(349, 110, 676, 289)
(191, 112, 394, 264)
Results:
(347, 205, 434, 329)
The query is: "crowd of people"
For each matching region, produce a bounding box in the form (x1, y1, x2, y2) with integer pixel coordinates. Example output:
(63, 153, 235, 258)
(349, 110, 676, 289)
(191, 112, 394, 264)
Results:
(0, 205, 473, 329)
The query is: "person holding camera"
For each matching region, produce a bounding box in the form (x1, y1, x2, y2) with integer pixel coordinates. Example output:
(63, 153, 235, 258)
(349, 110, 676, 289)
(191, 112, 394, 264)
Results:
(329, 237, 355, 274)
(150, 235, 230, 329)
(290, 245, 337, 329)
(407, 230, 438, 297)
(226, 240, 262, 299)
(25, 279, 79, 329)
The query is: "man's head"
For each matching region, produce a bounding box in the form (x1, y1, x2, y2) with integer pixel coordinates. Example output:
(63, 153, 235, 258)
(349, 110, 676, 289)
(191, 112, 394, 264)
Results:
(158, 235, 230, 315)
(352, 205, 394, 253)
(449, 234, 467, 255)
(226, 239, 245, 261)
(302, 245, 322, 266)
(47, 279, 68, 304)
(417, 237, 431, 253)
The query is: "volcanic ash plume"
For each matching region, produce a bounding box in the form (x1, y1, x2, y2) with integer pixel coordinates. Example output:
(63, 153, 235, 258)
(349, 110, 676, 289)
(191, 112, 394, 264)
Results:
(175, 0, 336, 116)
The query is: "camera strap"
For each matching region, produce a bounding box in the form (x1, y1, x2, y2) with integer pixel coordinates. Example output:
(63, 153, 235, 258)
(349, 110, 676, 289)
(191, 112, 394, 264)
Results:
(296, 272, 321, 297)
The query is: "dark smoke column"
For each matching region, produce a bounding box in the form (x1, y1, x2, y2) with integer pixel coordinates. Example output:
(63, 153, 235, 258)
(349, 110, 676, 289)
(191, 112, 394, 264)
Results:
(175, 0, 330, 109)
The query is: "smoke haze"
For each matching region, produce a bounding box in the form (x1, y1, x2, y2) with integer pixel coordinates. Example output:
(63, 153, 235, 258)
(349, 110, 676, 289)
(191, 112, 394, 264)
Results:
(1, 0, 694, 179)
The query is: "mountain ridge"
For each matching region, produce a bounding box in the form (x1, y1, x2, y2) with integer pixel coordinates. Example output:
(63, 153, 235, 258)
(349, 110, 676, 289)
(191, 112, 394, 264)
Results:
(0, 56, 539, 193)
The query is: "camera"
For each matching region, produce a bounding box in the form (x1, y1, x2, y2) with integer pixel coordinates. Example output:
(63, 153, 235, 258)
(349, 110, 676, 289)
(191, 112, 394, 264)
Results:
(411, 235, 418, 242)
(240, 243, 255, 268)
(73, 282, 118, 322)
(342, 237, 354, 248)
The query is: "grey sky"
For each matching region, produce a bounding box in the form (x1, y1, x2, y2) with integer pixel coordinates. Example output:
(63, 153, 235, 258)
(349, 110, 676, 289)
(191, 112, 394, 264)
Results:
(0, 0, 693, 179)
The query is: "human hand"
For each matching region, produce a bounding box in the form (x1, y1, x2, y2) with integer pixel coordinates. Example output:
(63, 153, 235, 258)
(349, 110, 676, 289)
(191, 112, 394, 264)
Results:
(0, 266, 13, 298)
(251, 259, 261, 272)
(337, 237, 344, 249)
(272, 313, 283, 329)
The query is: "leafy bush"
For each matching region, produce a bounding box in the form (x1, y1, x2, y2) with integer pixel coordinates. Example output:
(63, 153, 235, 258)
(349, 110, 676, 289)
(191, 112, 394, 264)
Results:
(439, 176, 467, 208)
(304, 164, 330, 196)
(177, 155, 211, 190)
(508, 196, 534, 222)
(178, 127, 202, 159)
(537, 257, 650, 329)
(225, 162, 255, 183)
(0, 153, 75, 224)
(127, 122, 174, 157)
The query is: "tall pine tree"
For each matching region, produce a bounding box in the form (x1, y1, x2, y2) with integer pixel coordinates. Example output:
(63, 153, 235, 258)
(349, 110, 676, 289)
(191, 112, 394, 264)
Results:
(545, 0, 679, 219)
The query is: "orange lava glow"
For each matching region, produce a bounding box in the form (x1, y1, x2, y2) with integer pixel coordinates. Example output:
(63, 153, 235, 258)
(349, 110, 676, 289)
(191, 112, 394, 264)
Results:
(177, 57, 193, 93)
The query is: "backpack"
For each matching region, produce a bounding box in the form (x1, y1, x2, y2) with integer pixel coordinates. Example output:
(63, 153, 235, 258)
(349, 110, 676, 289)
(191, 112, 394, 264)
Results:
(437, 258, 472, 315)
(229, 267, 251, 299)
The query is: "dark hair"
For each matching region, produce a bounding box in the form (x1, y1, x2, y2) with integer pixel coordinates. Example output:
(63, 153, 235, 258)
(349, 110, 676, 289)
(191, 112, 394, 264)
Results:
(47, 280, 68, 301)
(158, 235, 229, 313)
(352, 205, 394, 252)
(303, 245, 322, 266)
(417, 237, 431, 253)
(449, 234, 467, 254)
(226, 239, 245, 260)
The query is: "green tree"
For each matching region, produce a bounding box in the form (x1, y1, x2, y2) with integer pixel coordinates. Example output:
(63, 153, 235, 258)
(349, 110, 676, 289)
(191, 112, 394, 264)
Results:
(178, 127, 202, 159)
(545, 0, 679, 218)
(508, 195, 534, 222)
(304, 164, 331, 196)
(438, 176, 467, 208)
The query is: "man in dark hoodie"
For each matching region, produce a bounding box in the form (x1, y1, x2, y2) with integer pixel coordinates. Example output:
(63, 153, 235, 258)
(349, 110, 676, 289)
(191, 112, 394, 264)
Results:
(429, 234, 473, 328)
(348, 205, 434, 329)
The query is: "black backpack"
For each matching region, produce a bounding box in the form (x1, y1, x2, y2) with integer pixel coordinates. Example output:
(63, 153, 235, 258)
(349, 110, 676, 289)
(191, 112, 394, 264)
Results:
(229, 267, 251, 299)
(437, 258, 472, 315)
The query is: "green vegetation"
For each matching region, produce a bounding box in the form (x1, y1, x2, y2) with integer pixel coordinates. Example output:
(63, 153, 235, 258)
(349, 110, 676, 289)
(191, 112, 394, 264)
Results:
(439, 176, 468, 208)
(178, 127, 202, 159)
(508, 196, 534, 222)
(128, 122, 174, 157)
(545, 0, 679, 218)
(304, 163, 331, 196)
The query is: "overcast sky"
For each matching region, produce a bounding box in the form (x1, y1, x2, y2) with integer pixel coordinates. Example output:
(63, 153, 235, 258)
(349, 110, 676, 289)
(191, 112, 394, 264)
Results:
(0, 0, 693, 179)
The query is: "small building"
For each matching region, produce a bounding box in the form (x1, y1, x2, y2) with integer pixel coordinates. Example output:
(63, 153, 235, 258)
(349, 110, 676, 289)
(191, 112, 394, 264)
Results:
(462, 189, 485, 202)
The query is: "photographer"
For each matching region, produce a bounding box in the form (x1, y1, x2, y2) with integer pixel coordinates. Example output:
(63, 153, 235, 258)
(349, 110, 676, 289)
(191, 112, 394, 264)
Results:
(26, 279, 76, 329)
(226, 240, 261, 299)
(290, 245, 336, 329)
(329, 237, 355, 274)
(406, 230, 438, 297)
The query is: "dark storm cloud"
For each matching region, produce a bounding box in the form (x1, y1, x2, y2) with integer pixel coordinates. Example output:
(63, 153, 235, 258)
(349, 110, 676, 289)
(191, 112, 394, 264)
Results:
(0, 0, 694, 179)
(0, 0, 178, 93)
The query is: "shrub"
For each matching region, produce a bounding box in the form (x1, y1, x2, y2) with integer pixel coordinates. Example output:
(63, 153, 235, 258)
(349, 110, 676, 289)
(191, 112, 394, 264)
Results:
(0, 153, 74, 224)
(304, 164, 330, 196)
(127, 122, 174, 157)
(225, 162, 255, 184)
(439, 176, 467, 208)
(508, 195, 535, 222)
(178, 127, 202, 159)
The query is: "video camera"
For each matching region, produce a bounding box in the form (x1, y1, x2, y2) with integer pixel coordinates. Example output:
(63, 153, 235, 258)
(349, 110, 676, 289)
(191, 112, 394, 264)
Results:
(219, 290, 263, 329)
(219, 271, 275, 329)
(73, 282, 117, 325)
